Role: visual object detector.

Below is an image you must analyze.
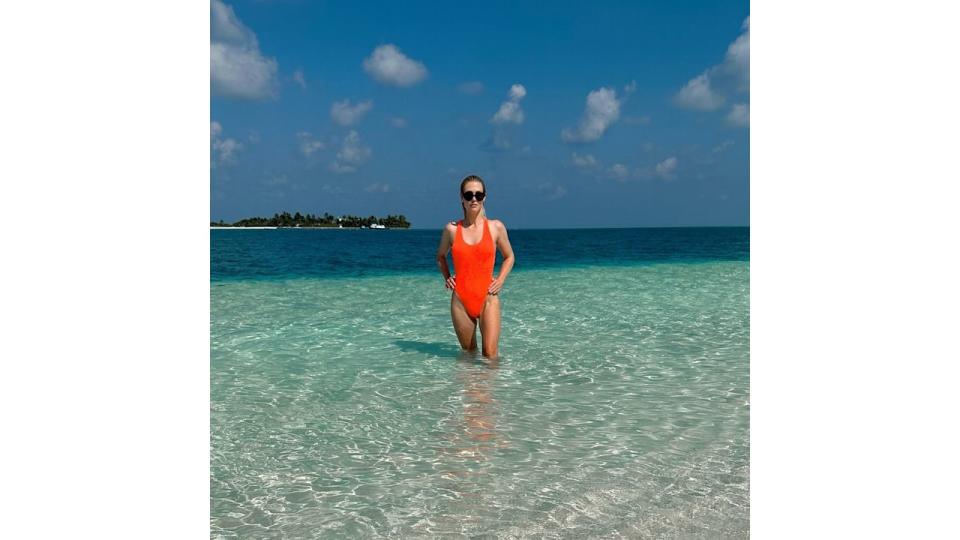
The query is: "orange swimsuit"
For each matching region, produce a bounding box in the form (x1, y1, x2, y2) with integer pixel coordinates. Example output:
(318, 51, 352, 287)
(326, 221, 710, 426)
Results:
(452, 218, 496, 318)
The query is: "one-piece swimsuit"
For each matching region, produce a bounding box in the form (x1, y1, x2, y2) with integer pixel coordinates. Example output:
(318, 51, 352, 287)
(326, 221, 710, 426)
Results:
(452, 218, 496, 318)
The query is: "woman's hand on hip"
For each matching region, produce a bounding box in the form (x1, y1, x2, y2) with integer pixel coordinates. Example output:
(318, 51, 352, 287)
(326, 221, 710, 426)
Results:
(445, 276, 456, 290)
(488, 277, 504, 295)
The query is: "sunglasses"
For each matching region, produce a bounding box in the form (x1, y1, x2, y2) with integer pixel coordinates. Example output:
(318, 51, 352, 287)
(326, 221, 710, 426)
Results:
(462, 191, 486, 202)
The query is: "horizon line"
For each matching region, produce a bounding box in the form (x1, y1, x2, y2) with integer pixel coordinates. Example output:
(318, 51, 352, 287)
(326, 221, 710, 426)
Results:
(211, 224, 750, 230)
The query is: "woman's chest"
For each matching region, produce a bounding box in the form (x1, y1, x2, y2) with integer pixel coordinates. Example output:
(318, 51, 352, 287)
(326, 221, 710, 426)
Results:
(461, 226, 496, 246)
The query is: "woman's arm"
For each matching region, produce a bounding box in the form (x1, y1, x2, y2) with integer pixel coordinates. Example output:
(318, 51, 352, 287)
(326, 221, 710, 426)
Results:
(489, 220, 515, 294)
(436, 223, 456, 290)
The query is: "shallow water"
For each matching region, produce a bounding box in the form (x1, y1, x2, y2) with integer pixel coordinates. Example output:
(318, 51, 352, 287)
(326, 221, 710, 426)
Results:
(211, 259, 749, 538)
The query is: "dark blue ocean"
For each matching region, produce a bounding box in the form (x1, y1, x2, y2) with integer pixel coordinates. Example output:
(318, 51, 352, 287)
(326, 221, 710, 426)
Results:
(211, 227, 749, 281)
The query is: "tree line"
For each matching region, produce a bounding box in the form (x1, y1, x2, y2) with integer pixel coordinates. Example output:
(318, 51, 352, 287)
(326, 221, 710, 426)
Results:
(210, 212, 410, 228)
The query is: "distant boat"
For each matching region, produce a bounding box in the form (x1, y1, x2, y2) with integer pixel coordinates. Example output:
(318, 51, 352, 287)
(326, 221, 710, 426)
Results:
(370, 223, 386, 229)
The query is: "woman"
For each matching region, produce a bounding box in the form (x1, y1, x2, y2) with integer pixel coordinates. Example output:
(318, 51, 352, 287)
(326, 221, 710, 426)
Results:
(436, 175, 515, 358)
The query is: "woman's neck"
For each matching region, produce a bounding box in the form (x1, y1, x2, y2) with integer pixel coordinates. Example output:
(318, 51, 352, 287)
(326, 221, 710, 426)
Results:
(462, 211, 482, 227)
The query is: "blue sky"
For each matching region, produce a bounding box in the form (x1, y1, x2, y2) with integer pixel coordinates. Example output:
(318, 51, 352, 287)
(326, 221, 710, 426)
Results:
(211, 0, 749, 228)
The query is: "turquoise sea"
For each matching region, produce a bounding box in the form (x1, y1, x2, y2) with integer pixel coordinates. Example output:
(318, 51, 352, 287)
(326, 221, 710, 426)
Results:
(211, 228, 749, 538)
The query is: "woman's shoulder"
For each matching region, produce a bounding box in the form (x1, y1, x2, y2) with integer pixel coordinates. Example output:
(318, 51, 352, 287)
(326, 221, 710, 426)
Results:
(487, 218, 507, 231)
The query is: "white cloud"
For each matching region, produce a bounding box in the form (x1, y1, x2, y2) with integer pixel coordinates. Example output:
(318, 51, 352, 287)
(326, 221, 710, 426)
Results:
(210, 0, 278, 100)
(210, 0, 253, 45)
(363, 44, 428, 87)
(210, 120, 243, 167)
(483, 85, 526, 150)
(492, 103, 522, 124)
(458, 81, 484, 95)
(655, 157, 679, 180)
(569, 151, 651, 182)
(561, 87, 621, 143)
(571, 153, 628, 181)
(292, 69, 306, 90)
(213, 138, 242, 165)
(673, 73, 725, 111)
(571, 152, 598, 168)
(609, 163, 629, 180)
(330, 99, 373, 126)
(723, 24, 750, 90)
(390, 117, 408, 128)
(297, 131, 325, 157)
(727, 103, 749, 127)
(538, 182, 567, 200)
(571, 153, 629, 181)
(331, 130, 371, 173)
(624, 80, 637, 94)
(674, 17, 749, 110)
(491, 84, 527, 124)
(211, 120, 242, 165)
(712, 139, 735, 153)
(365, 182, 390, 193)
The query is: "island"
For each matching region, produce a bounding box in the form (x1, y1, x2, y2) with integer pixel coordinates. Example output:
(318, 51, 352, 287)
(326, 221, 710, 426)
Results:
(210, 212, 410, 229)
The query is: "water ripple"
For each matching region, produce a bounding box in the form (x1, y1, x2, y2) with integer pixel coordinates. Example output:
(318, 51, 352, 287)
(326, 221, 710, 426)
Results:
(212, 261, 749, 538)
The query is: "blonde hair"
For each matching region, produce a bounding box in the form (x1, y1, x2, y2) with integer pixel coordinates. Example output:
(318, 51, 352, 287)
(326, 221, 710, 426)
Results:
(459, 174, 487, 222)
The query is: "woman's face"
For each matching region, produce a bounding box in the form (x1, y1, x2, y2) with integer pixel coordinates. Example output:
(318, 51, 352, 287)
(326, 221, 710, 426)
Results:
(462, 181, 485, 211)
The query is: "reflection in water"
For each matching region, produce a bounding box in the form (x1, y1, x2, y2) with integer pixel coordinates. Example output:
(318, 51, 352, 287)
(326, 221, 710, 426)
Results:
(451, 352, 505, 455)
(433, 352, 508, 531)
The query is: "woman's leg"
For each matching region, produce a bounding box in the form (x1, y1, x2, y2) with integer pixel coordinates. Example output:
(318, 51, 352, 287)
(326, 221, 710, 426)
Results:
(450, 292, 478, 351)
(478, 294, 501, 358)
